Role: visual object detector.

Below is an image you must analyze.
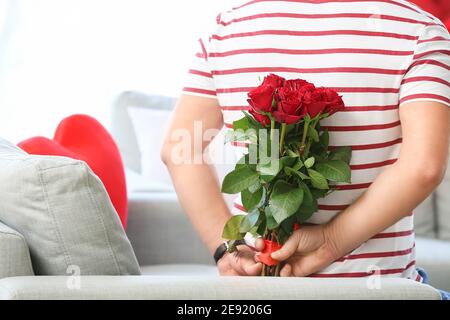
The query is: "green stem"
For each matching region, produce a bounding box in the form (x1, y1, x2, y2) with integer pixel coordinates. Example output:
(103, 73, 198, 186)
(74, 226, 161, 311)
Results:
(304, 118, 320, 158)
(270, 120, 275, 143)
(300, 119, 310, 155)
(279, 123, 287, 155)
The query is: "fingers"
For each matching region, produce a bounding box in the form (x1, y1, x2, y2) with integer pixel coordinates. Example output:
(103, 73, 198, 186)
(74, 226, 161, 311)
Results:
(290, 250, 334, 277)
(280, 264, 292, 277)
(228, 251, 262, 276)
(271, 232, 299, 261)
(254, 238, 265, 252)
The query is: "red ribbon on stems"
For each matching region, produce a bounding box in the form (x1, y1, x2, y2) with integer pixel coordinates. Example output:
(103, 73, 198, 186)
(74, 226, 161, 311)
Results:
(256, 240, 283, 267)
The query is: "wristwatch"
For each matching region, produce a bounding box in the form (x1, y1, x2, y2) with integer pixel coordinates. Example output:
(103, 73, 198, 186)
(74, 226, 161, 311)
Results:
(213, 240, 246, 264)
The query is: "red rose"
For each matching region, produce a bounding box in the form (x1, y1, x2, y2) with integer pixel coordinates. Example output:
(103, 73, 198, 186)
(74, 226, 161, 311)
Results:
(321, 88, 345, 116)
(247, 74, 285, 113)
(248, 85, 275, 113)
(283, 79, 314, 92)
(262, 73, 285, 89)
(304, 88, 345, 118)
(249, 108, 272, 127)
(274, 80, 315, 125)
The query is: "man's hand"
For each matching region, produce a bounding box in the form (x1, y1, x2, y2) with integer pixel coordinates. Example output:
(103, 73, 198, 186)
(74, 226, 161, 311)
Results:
(218, 244, 264, 276)
(267, 225, 341, 277)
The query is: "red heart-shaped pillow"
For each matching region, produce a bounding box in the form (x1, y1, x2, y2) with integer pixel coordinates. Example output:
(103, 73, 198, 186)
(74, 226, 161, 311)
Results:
(412, 0, 450, 21)
(18, 115, 128, 229)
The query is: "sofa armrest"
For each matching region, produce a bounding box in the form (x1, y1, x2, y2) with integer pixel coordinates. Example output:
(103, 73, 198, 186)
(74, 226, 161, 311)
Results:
(126, 192, 214, 266)
(0, 222, 34, 279)
(0, 276, 441, 300)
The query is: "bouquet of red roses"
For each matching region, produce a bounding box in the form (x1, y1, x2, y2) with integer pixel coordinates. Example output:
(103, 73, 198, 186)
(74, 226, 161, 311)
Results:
(221, 74, 352, 277)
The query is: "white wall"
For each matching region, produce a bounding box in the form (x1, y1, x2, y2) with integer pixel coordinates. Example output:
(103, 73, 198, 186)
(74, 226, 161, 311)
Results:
(0, 0, 235, 143)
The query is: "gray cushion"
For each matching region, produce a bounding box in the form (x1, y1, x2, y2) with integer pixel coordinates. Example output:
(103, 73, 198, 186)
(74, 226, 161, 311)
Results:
(436, 161, 450, 240)
(0, 138, 140, 276)
(414, 196, 437, 238)
(0, 222, 34, 279)
(416, 237, 450, 291)
(0, 276, 440, 300)
(126, 192, 213, 266)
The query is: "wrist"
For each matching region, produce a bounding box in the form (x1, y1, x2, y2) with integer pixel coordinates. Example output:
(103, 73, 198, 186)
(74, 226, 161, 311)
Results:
(322, 221, 344, 261)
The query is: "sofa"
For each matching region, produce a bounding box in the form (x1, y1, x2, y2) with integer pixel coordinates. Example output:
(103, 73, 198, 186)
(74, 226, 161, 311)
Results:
(0, 91, 448, 300)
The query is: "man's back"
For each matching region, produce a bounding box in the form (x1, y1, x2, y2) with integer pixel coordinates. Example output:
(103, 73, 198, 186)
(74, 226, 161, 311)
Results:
(183, 0, 450, 279)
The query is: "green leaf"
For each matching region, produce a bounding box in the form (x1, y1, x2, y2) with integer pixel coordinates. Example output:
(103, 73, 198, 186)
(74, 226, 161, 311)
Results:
(285, 167, 310, 180)
(296, 182, 318, 223)
(311, 188, 329, 199)
(248, 180, 262, 193)
(330, 146, 352, 164)
(307, 169, 329, 190)
(264, 207, 280, 230)
(222, 215, 246, 240)
(241, 187, 264, 212)
(233, 117, 250, 131)
(239, 209, 260, 233)
(268, 181, 304, 224)
(257, 217, 267, 236)
(292, 159, 304, 171)
(304, 157, 315, 169)
(316, 160, 351, 183)
(281, 156, 298, 168)
(235, 154, 250, 170)
(222, 166, 259, 194)
(280, 215, 296, 235)
(320, 129, 330, 149)
(224, 130, 248, 144)
(243, 111, 264, 129)
(257, 159, 282, 182)
(308, 126, 320, 142)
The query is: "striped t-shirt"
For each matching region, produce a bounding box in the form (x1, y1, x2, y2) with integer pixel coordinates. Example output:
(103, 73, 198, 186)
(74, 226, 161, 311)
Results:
(183, 0, 450, 281)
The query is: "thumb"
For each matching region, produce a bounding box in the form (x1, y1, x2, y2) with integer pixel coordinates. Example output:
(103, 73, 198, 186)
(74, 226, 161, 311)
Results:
(254, 238, 265, 252)
(271, 233, 300, 261)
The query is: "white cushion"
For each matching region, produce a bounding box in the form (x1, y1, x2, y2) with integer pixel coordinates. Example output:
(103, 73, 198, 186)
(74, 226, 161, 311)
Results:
(416, 237, 450, 291)
(128, 106, 173, 188)
(0, 138, 140, 276)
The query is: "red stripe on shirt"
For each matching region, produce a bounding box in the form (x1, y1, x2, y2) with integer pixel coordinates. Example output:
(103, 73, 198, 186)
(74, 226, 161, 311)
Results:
(183, 87, 217, 96)
(413, 50, 450, 60)
(350, 159, 397, 170)
(372, 230, 414, 239)
(417, 36, 450, 44)
(408, 59, 450, 72)
(233, 0, 425, 17)
(337, 246, 414, 262)
(310, 260, 416, 278)
(402, 76, 450, 88)
(322, 120, 401, 132)
(217, 87, 399, 94)
(329, 138, 403, 151)
(189, 69, 213, 78)
(219, 12, 434, 27)
(212, 66, 407, 76)
(335, 183, 371, 190)
(221, 104, 399, 112)
(400, 93, 450, 105)
(209, 48, 414, 58)
(211, 29, 418, 42)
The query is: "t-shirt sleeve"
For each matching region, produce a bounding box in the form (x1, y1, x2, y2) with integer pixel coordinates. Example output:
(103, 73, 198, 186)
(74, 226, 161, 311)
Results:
(399, 24, 450, 107)
(182, 38, 217, 99)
